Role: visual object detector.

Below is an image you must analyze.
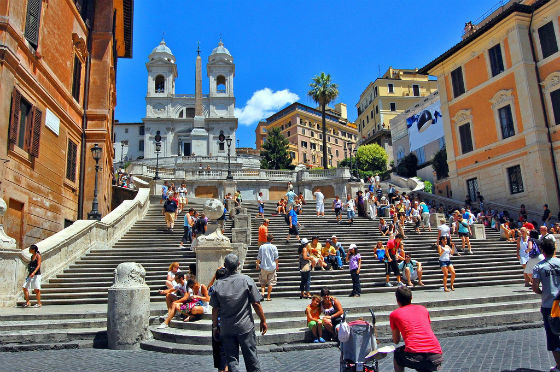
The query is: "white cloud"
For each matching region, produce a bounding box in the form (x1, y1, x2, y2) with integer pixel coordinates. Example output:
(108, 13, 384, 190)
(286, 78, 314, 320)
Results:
(235, 88, 299, 126)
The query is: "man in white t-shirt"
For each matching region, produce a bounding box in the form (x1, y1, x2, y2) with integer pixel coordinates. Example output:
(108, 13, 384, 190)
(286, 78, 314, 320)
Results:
(345, 194, 356, 224)
(374, 174, 380, 187)
(314, 189, 325, 217)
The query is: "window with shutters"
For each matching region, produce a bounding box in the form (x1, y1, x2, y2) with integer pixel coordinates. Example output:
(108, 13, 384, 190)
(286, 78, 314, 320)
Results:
(71, 56, 82, 102)
(8, 89, 43, 158)
(451, 67, 465, 98)
(24, 0, 43, 49)
(388, 84, 394, 93)
(538, 22, 558, 59)
(488, 44, 504, 77)
(458, 123, 473, 154)
(66, 140, 78, 182)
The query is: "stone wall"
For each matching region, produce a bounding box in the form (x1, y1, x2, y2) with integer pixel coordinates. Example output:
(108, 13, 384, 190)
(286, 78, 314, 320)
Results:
(0, 188, 151, 307)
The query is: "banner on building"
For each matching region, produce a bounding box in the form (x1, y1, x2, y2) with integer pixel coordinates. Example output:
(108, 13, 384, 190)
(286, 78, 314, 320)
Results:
(406, 101, 443, 152)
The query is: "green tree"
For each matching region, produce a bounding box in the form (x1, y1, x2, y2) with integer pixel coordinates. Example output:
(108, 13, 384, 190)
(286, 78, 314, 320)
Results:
(355, 143, 388, 173)
(260, 127, 294, 170)
(308, 72, 339, 169)
(396, 153, 418, 177)
(432, 147, 449, 180)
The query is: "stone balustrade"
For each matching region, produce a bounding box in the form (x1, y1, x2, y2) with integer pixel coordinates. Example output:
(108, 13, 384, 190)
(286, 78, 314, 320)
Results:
(0, 188, 151, 307)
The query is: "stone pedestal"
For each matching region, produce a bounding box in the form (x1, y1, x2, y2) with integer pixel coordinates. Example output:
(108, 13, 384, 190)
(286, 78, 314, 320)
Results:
(0, 198, 16, 250)
(231, 242, 248, 272)
(471, 224, 486, 240)
(107, 262, 151, 350)
(193, 230, 233, 287)
(430, 213, 445, 227)
(234, 214, 250, 229)
(232, 228, 251, 245)
(346, 182, 363, 198)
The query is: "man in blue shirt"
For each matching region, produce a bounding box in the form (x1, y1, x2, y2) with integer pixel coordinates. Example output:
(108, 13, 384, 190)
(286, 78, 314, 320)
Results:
(286, 207, 300, 243)
(533, 239, 560, 372)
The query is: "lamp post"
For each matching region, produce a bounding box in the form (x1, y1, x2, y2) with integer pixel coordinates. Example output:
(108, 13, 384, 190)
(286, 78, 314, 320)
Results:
(353, 147, 358, 181)
(154, 133, 161, 180)
(120, 140, 128, 164)
(219, 132, 233, 180)
(87, 143, 102, 221)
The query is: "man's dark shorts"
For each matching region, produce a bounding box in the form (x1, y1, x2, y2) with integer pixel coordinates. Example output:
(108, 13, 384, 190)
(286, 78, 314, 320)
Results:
(394, 345, 443, 372)
(542, 307, 560, 351)
(289, 226, 299, 236)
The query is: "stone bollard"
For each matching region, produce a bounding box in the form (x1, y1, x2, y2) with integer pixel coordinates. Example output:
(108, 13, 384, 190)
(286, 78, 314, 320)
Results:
(107, 262, 151, 350)
(233, 214, 250, 229)
(430, 213, 445, 227)
(471, 224, 486, 240)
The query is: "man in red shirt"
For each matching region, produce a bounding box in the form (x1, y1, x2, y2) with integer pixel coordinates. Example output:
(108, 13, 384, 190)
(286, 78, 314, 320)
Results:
(390, 287, 443, 372)
(258, 219, 269, 246)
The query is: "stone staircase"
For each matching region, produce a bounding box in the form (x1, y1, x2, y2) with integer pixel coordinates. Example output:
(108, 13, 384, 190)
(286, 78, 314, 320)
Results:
(0, 196, 541, 353)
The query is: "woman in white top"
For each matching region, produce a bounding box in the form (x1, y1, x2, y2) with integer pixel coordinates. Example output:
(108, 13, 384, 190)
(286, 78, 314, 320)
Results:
(516, 227, 531, 287)
(411, 207, 421, 234)
(437, 236, 456, 292)
(183, 279, 211, 321)
(437, 218, 457, 255)
(177, 183, 188, 214)
(367, 192, 377, 219)
(166, 262, 181, 289)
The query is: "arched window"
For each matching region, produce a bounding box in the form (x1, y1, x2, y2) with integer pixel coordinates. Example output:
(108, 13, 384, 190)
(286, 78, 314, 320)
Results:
(155, 75, 165, 93)
(216, 75, 226, 93)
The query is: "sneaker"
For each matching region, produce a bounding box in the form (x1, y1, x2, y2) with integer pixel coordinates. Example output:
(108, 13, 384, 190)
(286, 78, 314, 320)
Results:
(397, 281, 406, 287)
(157, 323, 168, 329)
(550, 366, 560, 372)
(313, 338, 320, 343)
(385, 282, 393, 287)
(468, 251, 473, 255)
(318, 337, 326, 343)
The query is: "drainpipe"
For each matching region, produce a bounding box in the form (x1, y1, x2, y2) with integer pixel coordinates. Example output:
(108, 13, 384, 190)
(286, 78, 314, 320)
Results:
(527, 2, 560, 208)
(77, 0, 96, 219)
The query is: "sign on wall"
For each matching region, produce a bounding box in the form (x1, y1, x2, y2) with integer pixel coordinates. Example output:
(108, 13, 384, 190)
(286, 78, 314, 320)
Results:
(45, 108, 60, 136)
(407, 101, 443, 152)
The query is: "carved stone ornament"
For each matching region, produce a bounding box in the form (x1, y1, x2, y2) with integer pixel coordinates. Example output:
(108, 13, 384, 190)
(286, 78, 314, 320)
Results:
(489, 89, 513, 109)
(0, 197, 16, 249)
(542, 72, 560, 93)
(452, 109, 472, 124)
(72, 33, 88, 60)
(111, 262, 147, 288)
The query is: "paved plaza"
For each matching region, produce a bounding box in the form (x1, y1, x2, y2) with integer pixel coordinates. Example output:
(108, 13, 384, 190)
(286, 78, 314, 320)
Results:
(0, 328, 553, 372)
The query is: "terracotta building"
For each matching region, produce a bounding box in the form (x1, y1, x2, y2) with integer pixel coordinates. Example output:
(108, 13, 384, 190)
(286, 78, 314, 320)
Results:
(257, 102, 358, 168)
(421, 0, 560, 211)
(0, 0, 133, 248)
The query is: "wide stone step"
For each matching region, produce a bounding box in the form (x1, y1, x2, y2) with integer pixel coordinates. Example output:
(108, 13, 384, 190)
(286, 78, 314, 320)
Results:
(0, 318, 106, 332)
(0, 328, 107, 345)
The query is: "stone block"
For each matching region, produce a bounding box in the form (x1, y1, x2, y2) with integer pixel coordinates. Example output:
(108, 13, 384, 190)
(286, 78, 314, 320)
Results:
(231, 242, 248, 272)
(234, 214, 250, 229)
(345, 182, 364, 198)
(107, 262, 151, 350)
(471, 224, 486, 240)
(232, 228, 251, 245)
(430, 213, 445, 227)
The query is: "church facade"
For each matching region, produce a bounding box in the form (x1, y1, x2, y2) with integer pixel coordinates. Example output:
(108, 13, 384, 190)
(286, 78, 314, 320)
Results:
(115, 39, 237, 162)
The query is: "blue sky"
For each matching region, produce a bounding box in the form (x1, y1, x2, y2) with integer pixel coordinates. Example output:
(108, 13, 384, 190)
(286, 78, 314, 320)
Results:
(116, 0, 498, 148)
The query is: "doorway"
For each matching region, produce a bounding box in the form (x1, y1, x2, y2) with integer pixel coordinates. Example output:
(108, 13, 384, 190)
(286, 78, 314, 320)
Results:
(5, 199, 24, 249)
(183, 142, 191, 156)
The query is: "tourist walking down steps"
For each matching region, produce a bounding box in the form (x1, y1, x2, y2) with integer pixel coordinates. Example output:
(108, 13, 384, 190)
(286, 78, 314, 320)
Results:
(211, 254, 267, 372)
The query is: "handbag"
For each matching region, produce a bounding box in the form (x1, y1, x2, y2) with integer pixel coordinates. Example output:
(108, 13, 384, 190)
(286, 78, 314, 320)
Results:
(300, 262, 311, 272)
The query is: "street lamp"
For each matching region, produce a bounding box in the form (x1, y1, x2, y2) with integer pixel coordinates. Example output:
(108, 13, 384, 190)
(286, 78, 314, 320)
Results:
(218, 132, 233, 180)
(154, 133, 161, 180)
(120, 140, 128, 164)
(353, 147, 358, 181)
(87, 143, 102, 221)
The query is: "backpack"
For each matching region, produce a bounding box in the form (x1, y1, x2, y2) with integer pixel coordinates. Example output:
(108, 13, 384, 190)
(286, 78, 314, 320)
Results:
(549, 295, 560, 335)
(529, 238, 541, 258)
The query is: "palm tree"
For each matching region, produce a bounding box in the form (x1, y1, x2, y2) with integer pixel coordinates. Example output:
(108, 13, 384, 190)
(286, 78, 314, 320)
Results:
(308, 73, 339, 169)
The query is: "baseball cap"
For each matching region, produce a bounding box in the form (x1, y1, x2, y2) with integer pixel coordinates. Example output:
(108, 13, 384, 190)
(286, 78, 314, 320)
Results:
(331, 235, 337, 239)
(300, 238, 309, 244)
